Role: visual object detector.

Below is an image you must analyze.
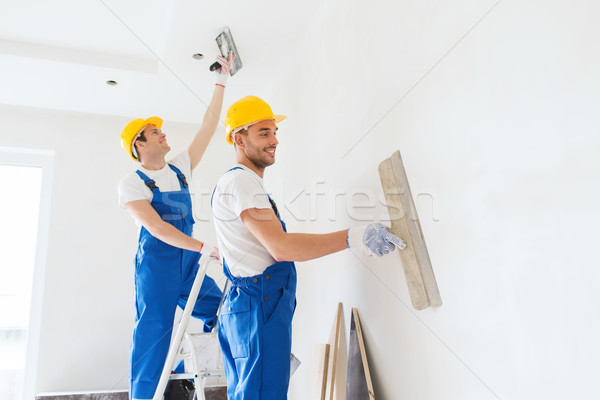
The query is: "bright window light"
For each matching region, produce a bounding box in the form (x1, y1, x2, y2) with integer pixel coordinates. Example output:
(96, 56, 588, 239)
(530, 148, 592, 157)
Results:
(0, 165, 43, 400)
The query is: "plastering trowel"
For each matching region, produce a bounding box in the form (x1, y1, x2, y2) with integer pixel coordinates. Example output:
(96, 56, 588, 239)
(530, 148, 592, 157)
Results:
(209, 27, 243, 76)
(378, 150, 442, 310)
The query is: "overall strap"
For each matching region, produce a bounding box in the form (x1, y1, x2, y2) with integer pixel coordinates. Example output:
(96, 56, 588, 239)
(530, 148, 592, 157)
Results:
(167, 164, 188, 190)
(267, 195, 280, 219)
(135, 170, 161, 195)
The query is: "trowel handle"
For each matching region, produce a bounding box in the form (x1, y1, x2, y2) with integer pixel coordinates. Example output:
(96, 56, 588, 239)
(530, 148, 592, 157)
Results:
(209, 61, 221, 71)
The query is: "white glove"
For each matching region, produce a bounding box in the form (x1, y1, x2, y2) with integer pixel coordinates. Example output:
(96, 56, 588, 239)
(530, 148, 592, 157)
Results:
(215, 52, 235, 87)
(347, 223, 406, 257)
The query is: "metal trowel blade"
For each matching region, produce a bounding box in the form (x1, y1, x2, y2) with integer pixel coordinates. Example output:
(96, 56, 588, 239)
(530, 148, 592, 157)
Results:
(215, 27, 243, 76)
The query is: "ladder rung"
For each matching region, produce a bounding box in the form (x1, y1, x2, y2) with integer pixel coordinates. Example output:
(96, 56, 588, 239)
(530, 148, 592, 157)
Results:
(168, 370, 226, 380)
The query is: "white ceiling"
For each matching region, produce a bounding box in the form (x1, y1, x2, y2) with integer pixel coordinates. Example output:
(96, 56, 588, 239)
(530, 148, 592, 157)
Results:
(0, 0, 320, 124)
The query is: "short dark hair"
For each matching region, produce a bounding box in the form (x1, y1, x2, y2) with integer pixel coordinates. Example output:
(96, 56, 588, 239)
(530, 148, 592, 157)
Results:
(133, 130, 148, 160)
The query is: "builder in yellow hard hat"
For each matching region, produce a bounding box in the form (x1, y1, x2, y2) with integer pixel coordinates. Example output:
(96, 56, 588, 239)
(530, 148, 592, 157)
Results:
(117, 54, 234, 400)
(211, 96, 406, 399)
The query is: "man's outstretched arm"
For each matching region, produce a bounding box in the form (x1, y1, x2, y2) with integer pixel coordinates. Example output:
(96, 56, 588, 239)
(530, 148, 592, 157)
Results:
(241, 208, 348, 262)
(242, 207, 406, 262)
(189, 54, 234, 171)
(188, 85, 224, 171)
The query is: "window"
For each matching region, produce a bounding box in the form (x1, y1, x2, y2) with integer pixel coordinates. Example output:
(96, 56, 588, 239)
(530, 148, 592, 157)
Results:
(0, 148, 53, 400)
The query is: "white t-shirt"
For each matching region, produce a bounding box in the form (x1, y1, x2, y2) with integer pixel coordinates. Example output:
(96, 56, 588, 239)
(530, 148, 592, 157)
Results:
(212, 164, 276, 277)
(117, 151, 192, 226)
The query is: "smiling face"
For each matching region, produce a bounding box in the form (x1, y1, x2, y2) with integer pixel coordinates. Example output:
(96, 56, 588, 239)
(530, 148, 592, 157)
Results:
(135, 124, 170, 161)
(235, 120, 279, 171)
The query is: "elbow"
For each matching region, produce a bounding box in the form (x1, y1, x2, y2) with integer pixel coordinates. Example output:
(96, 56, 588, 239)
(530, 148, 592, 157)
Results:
(145, 221, 167, 240)
(269, 243, 290, 263)
(256, 231, 292, 262)
(272, 253, 287, 263)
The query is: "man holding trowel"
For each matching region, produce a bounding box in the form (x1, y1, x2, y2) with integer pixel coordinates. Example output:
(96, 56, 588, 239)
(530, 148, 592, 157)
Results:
(118, 53, 234, 400)
(211, 95, 406, 399)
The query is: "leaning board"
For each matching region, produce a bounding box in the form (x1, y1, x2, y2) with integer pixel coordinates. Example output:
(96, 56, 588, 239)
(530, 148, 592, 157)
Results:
(378, 151, 442, 310)
(346, 308, 375, 400)
(311, 344, 330, 400)
(326, 303, 343, 400)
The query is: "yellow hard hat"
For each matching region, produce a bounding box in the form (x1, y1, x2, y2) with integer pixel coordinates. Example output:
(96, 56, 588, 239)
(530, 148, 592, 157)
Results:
(224, 96, 286, 145)
(120, 116, 163, 160)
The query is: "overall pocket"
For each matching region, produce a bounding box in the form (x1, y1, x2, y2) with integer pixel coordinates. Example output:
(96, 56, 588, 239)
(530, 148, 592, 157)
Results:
(263, 287, 294, 326)
(219, 291, 251, 359)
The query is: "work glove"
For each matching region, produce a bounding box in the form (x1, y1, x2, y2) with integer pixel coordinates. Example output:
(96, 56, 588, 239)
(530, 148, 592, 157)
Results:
(215, 52, 235, 87)
(200, 243, 221, 264)
(347, 223, 406, 257)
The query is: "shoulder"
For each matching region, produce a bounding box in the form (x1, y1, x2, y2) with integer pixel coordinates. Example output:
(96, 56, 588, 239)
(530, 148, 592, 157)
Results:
(118, 171, 145, 192)
(217, 168, 262, 192)
(118, 170, 151, 208)
(213, 167, 271, 214)
(168, 151, 192, 178)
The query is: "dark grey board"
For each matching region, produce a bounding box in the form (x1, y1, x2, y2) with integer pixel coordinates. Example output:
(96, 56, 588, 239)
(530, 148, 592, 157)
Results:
(346, 311, 370, 400)
(204, 386, 227, 400)
(36, 392, 127, 400)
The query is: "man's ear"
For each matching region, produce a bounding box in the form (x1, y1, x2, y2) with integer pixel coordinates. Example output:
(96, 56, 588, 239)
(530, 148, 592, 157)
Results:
(234, 132, 245, 149)
(134, 141, 146, 159)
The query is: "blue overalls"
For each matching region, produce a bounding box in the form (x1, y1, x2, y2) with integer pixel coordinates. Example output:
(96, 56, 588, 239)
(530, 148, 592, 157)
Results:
(213, 167, 297, 400)
(130, 164, 222, 400)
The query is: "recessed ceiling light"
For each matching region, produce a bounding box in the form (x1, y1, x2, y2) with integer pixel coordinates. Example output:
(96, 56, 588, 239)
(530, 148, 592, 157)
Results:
(192, 53, 204, 60)
(106, 80, 118, 86)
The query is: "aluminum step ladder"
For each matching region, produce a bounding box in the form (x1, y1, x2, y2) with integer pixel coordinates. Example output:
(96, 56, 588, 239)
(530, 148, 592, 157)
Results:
(152, 255, 228, 400)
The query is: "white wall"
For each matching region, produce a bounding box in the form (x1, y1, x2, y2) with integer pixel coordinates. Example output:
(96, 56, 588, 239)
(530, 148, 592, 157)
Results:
(0, 105, 232, 395)
(261, 0, 600, 399)
(2, 0, 600, 398)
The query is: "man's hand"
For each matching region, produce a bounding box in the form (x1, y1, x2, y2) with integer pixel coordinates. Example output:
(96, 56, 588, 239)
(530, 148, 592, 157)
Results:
(215, 52, 235, 87)
(200, 242, 221, 265)
(209, 246, 220, 261)
(347, 223, 406, 257)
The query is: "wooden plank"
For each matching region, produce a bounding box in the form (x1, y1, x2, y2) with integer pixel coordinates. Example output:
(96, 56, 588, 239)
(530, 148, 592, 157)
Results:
(326, 302, 343, 400)
(378, 150, 442, 310)
(353, 308, 375, 400)
(311, 344, 330, 400)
